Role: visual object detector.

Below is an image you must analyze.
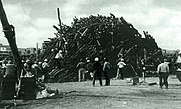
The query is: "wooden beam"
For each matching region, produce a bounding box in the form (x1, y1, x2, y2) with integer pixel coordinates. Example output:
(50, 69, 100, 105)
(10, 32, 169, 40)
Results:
(0, 0, 23, 78)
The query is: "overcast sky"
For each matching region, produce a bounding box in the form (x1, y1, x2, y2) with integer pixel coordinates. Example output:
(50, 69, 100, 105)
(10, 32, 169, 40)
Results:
(0, 0, 181, 50)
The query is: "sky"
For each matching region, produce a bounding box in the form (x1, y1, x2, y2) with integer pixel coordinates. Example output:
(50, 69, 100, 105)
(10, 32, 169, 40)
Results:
(0, 0, 181, 50)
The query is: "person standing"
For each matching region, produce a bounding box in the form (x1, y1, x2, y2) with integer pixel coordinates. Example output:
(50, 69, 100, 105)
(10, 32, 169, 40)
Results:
(116, 59, 126, 80)
(18, 60, 37, 100)
(23, 60, 36, 77)
(1, 60, 17, 100)
(42, 59, 50, 83)
(32, 61, 43, 81)
(0, 62, 3, 100)
(92, 57, 102, 86)
(54, 50, 64, 69)
(103, 58, 111, 86)
(1, 60, 7, 76)
(76, 59, 86, 82)
(157, 59, 169, 89)
(85, 58, 93, 80)
(140, 58, 146, 82)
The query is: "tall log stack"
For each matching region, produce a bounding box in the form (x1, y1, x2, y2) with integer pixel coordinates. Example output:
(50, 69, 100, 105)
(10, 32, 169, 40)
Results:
(40, 14, 162, 82)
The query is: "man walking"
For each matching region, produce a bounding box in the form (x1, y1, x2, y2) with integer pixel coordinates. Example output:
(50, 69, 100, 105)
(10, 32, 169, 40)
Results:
(157, 59, 169, 89)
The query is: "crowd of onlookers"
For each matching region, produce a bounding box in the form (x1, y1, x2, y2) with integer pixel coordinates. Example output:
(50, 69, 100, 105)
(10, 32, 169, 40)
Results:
(0, 58, 59, 100)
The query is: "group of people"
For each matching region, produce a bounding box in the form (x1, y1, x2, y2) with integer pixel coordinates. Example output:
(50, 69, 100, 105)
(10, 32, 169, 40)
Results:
(0, 54, 177, 100)
(21, 59, 50, 83)
(76, 57, 115, 86)
(75, 56, 175, 89)
(0, 58, 58, 100)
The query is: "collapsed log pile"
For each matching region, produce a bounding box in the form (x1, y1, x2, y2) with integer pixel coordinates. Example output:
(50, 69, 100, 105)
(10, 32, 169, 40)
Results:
(40, 13, 162, 82)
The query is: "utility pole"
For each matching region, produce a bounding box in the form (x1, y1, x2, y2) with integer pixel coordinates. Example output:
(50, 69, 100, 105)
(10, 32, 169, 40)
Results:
(36, 42, 39, 61)
(0, 0, 23, 78)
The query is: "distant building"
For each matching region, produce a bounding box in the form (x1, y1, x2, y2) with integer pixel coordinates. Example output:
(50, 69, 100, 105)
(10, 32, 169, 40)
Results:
(0, 44, 11, 60)
(0, 43, 37, 60)
(19, 47, 36, 56)
(161, 49, 176, 57)
(42, 41, 50, 50)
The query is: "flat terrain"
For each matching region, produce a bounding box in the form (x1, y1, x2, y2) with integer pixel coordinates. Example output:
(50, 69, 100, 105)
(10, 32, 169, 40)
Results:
(1, 75, 181, 109)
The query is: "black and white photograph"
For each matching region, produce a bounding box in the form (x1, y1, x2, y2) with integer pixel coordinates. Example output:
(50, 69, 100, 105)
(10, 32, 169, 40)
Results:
(0, 0, 181, 109)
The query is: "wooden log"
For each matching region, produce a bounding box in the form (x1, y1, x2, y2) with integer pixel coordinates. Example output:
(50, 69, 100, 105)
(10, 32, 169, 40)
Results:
(0, 0, 23, 78)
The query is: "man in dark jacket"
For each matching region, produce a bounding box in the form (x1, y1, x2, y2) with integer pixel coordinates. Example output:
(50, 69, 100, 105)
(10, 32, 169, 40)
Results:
(1, 60, 17, 100)
(103, 58, 111, 86)
(92, 57, 102, 86)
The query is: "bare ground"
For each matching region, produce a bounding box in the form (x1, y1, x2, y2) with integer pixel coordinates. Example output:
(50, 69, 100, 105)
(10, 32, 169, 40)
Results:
(1, 75, 181, 109)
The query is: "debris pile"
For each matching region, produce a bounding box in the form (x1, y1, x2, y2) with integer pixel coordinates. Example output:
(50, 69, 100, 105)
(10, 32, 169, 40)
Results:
(40, 14, 162, 82)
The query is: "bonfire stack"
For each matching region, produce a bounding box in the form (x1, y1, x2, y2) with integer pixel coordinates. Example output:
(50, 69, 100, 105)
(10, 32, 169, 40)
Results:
(40, 14, 162, 82)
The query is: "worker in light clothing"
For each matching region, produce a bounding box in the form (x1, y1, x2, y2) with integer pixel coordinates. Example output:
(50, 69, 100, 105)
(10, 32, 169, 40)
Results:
(157, 59, 169, 89)
(116, 59, 126, 80)
(42, 59, 50, 83)
(54, 50, 64, 69)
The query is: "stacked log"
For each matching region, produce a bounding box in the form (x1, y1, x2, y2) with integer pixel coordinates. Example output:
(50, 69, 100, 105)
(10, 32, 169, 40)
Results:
(40, 14, 162, 82)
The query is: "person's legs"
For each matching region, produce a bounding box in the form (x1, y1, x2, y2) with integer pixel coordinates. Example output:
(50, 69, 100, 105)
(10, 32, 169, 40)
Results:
(105, 73, 108, 86)
(92, 77, 96, 86)
(159, 73, 163, 88)
(120, 68, 124, 80)
(54, 58, 60, 69)
(163, 73, 169, 88)
(106, 76, 110, 86)
(98, 77, 102, 86)
(104, 71, 110, 86)
(54, 59, 57, 68)
(78, 69, 81, 82)
(115, 68, 120, 79)
(107, 70, 110, 85)
(82, 70, 85, 81)
(44, 71, 48, 83)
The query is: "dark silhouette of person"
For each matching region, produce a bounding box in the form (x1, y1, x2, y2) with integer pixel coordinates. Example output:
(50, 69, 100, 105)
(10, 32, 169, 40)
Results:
(103, 58, 111, 86)
(92, 57, 102, 86)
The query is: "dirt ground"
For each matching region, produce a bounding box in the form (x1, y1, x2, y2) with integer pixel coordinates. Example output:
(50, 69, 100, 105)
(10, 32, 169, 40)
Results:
(1, 75, 181, 109)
